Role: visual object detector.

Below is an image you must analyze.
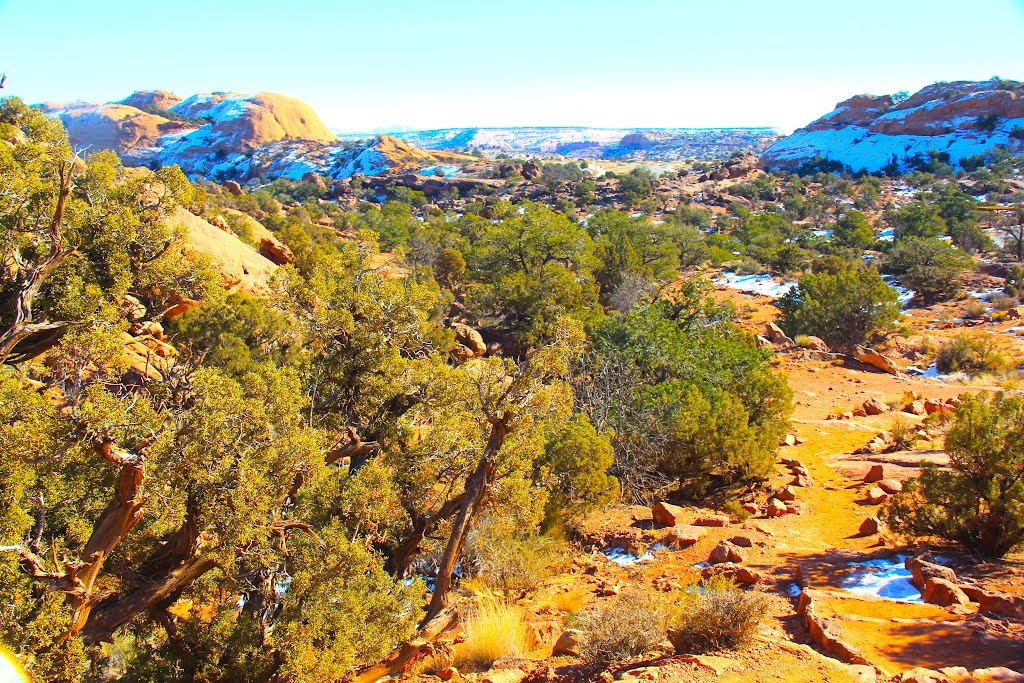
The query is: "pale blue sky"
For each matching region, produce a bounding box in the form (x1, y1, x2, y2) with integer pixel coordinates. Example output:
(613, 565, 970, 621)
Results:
(2, 0, 1023, 132)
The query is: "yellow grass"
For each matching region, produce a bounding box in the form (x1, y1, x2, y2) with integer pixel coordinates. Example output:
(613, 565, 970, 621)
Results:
(454, 596, 531, 669)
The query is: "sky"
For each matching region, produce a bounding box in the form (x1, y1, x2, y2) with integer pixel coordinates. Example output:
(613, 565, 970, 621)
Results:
(2, 0, 1024, 133)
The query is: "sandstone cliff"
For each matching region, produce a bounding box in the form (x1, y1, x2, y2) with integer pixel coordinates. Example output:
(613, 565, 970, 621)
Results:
(760, 79, 1024, 173)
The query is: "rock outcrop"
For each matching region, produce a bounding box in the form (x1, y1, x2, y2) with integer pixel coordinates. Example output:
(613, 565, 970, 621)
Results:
(761, 79, 1024, 173)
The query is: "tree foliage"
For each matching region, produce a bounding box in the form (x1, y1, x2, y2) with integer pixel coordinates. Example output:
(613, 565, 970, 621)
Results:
(884, 392, 1024, 558)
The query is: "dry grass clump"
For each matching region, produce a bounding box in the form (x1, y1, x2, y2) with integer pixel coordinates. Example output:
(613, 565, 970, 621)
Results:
(463, 519, 564, 600)
(935, 333, 1008, 376)
(573, 591, 666, 666)
(454, 595, 531, 670)
(961, 299, 988, 320)
(665, 575, 768, 654)
(536, 586, 588, 614)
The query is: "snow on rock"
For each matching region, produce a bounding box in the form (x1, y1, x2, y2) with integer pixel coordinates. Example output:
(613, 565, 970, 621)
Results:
(761, 79, 1024, 173)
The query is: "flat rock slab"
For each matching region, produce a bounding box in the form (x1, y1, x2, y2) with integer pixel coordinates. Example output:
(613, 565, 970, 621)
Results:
(827, 450, 949, 482)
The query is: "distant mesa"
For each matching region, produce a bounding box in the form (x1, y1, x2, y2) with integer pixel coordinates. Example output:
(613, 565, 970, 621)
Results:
(376, 126, 781, 161)
(760, 78, 1024, 173)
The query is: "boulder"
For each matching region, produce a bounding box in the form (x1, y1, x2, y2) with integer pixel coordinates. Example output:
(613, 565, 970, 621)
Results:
(551, 630, 580, 656)
(664, 525, 705, 547)
(863, 464, 885, 483)
(693, 514, 729, 527)
(741, 503, 759, 515)
(450, 323, 487, 358)
(878, 479, 903, 495)
(729, 536, 754, 548)
(865, 487, 888, 504)
(923, 398, 949, 415)
(859, 516, 883, 535)
(905, 555, 957, 590)
(976, 590, 1024, 619)
(896, 669, 953, 683)
(709, 541, 746, 564)
(764, 321, 794, 347)
(793, 473, 814, 488)
(801, 335, 829, 352)
(225, 180, 244, 196)
(862, 398, 891, 415)
(702, 563, 761, 585)
(853, 345, 900, 375)
(922, 578, 970, 607)
(755, 334, 773, 349)
(783, 433, 797, 447)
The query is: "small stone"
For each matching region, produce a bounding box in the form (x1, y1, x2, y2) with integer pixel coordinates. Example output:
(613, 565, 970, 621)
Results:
(862, 398, 891, 415)
(864, 464, 885, 482)
(776, 485, 797, 502)
(783, 433, 797, 447)
(766, 498, 787, 517)
(693, 515, 729, 527)
(702, 562, 760, 585)
(729, 536, 754, 548)
(860, 516, 884, 535)
(866, 487, 888, 504)
(437, 667, 459, 681)
(709, 541, 745, 564)
(878, 479, 903, 495)
(904, 400, 927, 416)
(664, 525, 705, 547)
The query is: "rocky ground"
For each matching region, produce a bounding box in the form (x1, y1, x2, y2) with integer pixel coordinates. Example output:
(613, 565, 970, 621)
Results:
(393, 288, 1024, 683)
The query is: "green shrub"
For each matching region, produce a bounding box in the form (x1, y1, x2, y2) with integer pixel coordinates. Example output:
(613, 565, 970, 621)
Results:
(574, 592, 667, 666)
(884, 392, 1024, 557)
(886, 237, 974, 303)
(723, 500, 751, 523)
(777, 264, 900, 351)
(666, 575, 767, 654)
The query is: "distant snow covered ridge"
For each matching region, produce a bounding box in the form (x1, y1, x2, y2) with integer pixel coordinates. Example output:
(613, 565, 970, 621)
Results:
(337, 126, 783, 161)
(760, 79, 1024, 173)
(40, 90, 455, 182)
